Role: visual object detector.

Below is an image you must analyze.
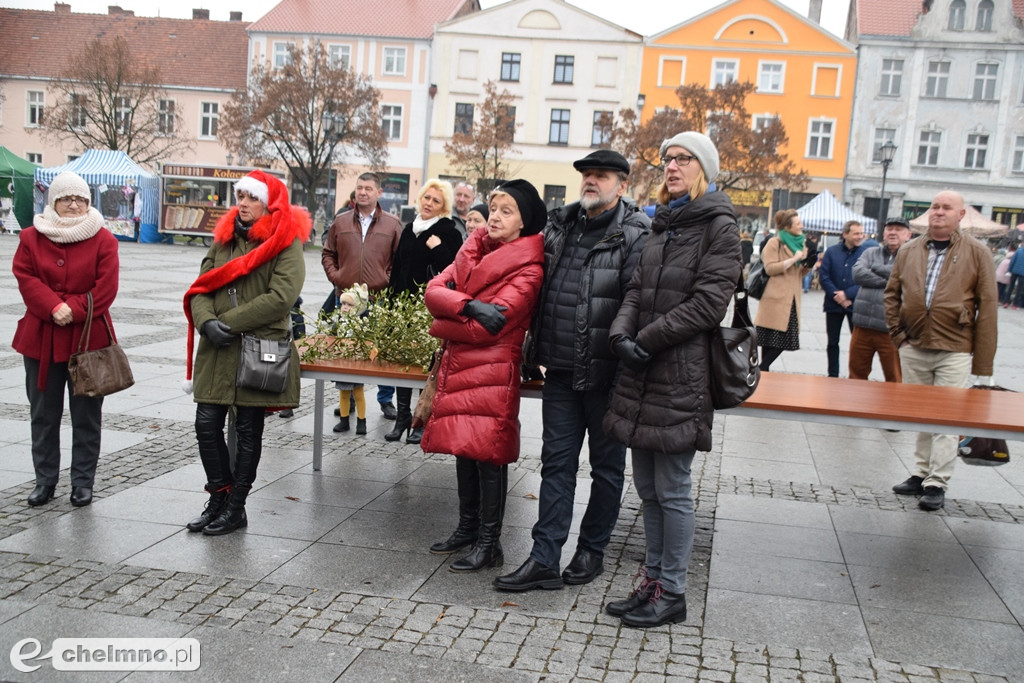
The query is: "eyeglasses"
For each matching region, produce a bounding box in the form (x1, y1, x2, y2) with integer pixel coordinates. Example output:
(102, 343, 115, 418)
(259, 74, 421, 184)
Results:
(662, 153, 697, 168)
(57, 196, 89, 206)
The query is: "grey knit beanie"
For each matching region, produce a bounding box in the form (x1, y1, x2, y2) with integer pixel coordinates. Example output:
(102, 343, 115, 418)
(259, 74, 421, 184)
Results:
(659, 132, 720, 182)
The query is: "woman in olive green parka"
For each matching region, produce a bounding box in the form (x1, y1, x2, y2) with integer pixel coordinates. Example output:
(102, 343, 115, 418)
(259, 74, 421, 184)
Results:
(182, 170, 310, 536)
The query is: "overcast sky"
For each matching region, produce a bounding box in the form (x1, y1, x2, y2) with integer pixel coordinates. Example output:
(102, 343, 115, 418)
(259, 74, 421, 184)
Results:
(5, 0, 851, 39)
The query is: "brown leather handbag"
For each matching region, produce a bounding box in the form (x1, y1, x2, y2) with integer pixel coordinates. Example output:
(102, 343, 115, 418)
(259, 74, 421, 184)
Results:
(412, 342, 446, 428)
(68, 292, 135, 397)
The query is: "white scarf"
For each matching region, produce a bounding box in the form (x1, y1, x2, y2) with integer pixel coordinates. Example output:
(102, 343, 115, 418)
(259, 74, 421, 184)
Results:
(33, 206, 105, 244)
(412, 215, 441, 237)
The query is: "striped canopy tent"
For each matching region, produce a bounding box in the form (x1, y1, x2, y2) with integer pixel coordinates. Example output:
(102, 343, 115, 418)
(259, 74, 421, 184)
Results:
(35, 149, 159, 241)
(909, 205, 1008, 239)
(796, 189, 877, 235)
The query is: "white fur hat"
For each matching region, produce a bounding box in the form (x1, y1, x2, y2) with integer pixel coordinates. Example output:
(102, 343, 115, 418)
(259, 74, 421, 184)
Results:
(659, 132, 721, 182)
(234, 173, 269, 205)
(48, 171, 91, 210)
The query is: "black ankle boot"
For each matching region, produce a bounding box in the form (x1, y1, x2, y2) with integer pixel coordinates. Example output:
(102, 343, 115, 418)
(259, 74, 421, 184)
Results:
(333, 416, 350, 433)
(385, 390, 413, 442)
(449, 463, 506, 572)
(186, 483, 230, 532)
(203, 485, 250, 536)
(430, 457, 480, 554)
(356, 418, 367, 435)
(406, 426, 423, 444)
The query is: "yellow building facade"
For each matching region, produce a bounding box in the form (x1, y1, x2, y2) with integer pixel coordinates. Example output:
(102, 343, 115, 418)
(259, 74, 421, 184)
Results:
(641, 0, 856, 223)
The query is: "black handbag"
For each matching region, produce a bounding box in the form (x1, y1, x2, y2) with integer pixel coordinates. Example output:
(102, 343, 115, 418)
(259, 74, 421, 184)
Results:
(745, 259, 768, 300)
(236, 334, 292, 393)
(68, 292, 135, 397)
(700, 219, 760, 409)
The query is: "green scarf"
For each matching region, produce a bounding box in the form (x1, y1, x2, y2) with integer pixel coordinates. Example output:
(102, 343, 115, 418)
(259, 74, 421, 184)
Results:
(778, 230, 804, 255)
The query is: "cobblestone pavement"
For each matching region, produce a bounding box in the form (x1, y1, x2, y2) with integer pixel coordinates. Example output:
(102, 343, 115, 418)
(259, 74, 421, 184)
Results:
(0, 238, 1021, 682)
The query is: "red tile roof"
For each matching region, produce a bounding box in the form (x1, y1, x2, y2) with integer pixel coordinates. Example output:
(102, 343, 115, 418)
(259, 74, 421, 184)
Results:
(0, 7, 248, 90)
(856, 0, 1024, 36)
(249, 0, 478, 39)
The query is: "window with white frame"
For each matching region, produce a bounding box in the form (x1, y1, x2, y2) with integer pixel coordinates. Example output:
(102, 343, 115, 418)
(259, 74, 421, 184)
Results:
(115, 96, 131, 134)
(592, 111, 612, 146)
(329, 45, 351, 70)
(657, 57, 685, 87)
(949, 0, 965, 30)
(973, 63, 998, 100)
(200, 101, 218, 138)
(872, 128, 896, 162)
(880, 59, 903, 96)
(917, 130, 941, 166)
(27, 90, 44, 127)
(26, 153, 42, 164)
(454, 103, 473, 135)
(925, 61, 950, 97)
(70, 94, 87, 129)
(273, 42, 294, 69)
(549, 109, 570, 145)
(383, 47, 406, 76)
(758, 62, 784, 93)
(553, 55, 574, 84)
(753, 114, 780, 132)
(807, 119, 834, 158)
(158, 99, 174, 135)
(712, 60, 738, 87)
(977, 0, 994, 31)
(381, 104, 402, 140)
(1012, 135, 1024, 173)
(964, 133, 988, 169)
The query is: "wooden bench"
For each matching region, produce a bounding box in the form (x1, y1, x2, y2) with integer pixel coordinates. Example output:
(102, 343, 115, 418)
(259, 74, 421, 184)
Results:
(300, 357, 1024, 471)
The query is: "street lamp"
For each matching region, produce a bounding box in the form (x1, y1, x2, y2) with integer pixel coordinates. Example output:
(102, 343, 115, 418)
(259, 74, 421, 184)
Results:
(321, 110, 343, 226)
(876, 140, 897, 238)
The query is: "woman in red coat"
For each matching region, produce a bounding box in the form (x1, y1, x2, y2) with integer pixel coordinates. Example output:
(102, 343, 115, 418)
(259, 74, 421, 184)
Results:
(12, 171, 120, 508)
(421, 179, 545, 573)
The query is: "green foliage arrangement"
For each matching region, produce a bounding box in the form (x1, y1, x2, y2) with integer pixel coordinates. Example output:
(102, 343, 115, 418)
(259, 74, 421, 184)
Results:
(301, 287, 439, 371)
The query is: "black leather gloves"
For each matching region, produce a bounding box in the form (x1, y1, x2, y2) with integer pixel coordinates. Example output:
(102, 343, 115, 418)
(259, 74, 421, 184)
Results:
(202, 319, 236, 347)
(462, 300, 508, 335)
(612, 335, 651, 372)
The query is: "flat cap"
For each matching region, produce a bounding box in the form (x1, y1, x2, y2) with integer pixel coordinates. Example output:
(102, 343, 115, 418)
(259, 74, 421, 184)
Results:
(572, 149, 630, 175)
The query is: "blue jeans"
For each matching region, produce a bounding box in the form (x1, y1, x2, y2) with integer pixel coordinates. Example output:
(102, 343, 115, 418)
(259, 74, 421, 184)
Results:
(825, 310, 853, 377)
(377, 385, 394, 405)
(802, 271, 813, 291)
(530, 370, 626, 570)
(632, 447, 696, 595)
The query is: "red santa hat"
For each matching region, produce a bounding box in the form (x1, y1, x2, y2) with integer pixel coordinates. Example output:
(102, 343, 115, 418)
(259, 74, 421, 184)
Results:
(181, 170, 311, 392)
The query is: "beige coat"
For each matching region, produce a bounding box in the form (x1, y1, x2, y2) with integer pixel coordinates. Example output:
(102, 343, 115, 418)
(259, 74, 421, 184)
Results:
(754, 237, 810, 332)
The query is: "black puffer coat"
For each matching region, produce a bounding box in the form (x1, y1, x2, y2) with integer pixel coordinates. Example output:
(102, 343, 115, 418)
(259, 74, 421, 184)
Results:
(603, 191, 741, 453)
(525, 198, 649, 391)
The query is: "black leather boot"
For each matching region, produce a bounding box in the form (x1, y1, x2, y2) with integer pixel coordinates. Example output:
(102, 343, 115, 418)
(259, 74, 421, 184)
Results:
(406, 427, 423, 444)
(203, 484, 249, 535)
(186, 483, 230, 532)
(430, 457, 480, 554)
(355, 418, 367, 435)
(384, 388, 412, 442)
(450, 463, 506, 572)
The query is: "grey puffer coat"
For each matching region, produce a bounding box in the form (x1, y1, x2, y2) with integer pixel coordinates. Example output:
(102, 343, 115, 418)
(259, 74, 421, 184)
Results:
(603, 191, 741, 453)
(852, 244, 898, 332)
(525, 198, 649, 391)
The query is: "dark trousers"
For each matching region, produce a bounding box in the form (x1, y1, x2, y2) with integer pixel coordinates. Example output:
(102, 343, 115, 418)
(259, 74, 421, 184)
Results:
(825, 310, 854, 377)
(24, 357, 103, 487)
(530, 370, 626, 570)
(195, 404, 266, 488)
(1011, 274, 1024, 308)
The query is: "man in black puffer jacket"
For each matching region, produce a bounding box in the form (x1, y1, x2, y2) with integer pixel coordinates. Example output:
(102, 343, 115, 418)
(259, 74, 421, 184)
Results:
(494, 150, 649, 593)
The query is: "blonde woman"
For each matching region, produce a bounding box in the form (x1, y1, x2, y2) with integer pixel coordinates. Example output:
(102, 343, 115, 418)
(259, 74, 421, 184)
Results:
(386, 179, 464, 443)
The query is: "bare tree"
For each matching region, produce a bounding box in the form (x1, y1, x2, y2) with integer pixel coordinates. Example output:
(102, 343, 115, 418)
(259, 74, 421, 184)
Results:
(603, 81, 809, 203)
(443, 80, 520, 195)
(219, 43, 389, 215)
(43, 36, 192, 165)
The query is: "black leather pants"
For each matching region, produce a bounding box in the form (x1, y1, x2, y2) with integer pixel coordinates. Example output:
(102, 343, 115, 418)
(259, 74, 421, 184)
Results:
(195, 404, 266, 489)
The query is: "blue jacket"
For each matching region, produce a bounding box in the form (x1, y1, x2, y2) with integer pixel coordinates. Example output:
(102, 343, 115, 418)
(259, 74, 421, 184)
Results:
(819, 239, 876, 313)
(1009, 248, 1024, 277)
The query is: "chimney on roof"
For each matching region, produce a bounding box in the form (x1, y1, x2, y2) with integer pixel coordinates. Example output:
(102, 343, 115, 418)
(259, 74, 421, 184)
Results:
(229, 11, 243, 21)
(54, 2, 70, 13)
(193, 8, 210, 20)
(108, 5, 123, 13)
(808, 0, 822, 24)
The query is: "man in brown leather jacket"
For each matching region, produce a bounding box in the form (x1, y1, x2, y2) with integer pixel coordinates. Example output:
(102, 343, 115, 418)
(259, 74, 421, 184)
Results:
(884, 190, 997, 511)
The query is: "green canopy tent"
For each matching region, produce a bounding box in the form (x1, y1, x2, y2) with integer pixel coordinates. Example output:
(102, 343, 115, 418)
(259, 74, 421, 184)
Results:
(0, 146, 39, 231)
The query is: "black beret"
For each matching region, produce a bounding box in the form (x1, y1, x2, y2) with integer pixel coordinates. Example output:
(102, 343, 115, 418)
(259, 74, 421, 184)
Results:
(572, 149, 631, 175)
(494, 179, 547, 236)
(469, 203, 489, 221)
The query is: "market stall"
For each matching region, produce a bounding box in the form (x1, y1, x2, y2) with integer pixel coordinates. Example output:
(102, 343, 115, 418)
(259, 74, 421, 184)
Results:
(0, 146, 38, 232)
(34, 150, 159, 242)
